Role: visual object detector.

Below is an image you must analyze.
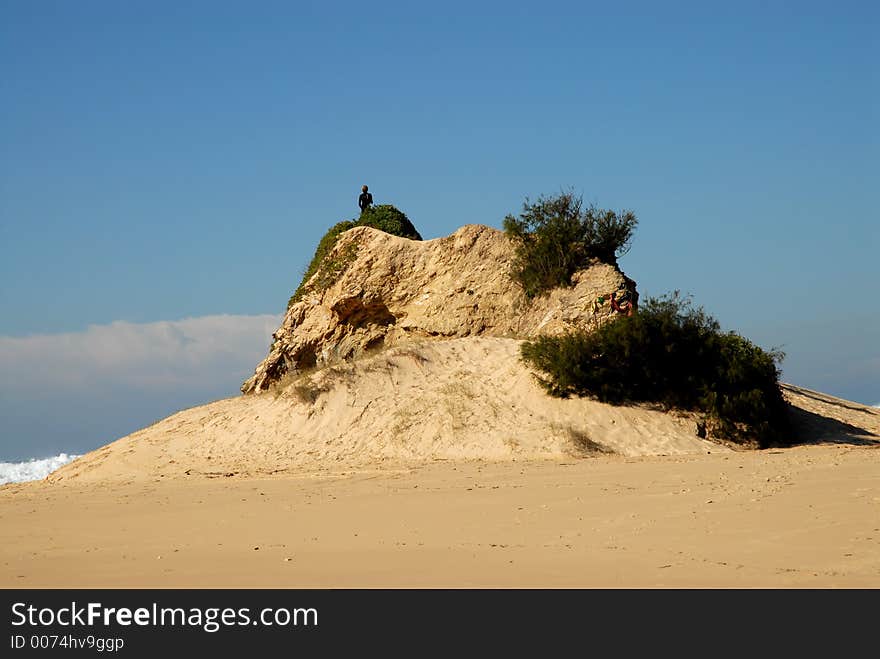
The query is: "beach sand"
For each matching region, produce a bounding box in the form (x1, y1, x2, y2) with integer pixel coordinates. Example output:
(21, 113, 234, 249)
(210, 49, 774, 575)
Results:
(2, 442, 879, 588)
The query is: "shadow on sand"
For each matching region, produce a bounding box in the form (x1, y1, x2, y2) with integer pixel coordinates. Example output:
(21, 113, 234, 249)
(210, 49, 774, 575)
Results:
(783, 384, 880, 415)
(787, 404, 880, 447)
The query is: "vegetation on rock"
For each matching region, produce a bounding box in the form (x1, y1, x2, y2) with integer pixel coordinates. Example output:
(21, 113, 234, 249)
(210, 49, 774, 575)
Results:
(503, 190, 638, 298)
(520, 292, 790, 447)
(288, 205, 422, 308)
(357, 204, 422, 241)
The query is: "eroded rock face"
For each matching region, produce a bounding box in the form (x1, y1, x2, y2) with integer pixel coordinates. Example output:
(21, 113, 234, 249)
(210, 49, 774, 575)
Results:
(242, 224, 636, 393)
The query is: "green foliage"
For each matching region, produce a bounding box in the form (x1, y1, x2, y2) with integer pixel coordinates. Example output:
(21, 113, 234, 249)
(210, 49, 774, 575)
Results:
(520, 292, 790, 447)
(288, 205, 421, 308)
(358, 204, 423, 240)
(503, 190, 638, 298)
(308, 240, 360, 299)
(288, 220, 356, 308)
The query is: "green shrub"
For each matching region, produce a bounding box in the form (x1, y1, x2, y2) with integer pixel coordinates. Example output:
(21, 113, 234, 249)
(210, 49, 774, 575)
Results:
(288, 205, 421, 308)
(503, 190, 637, 298)
(288, 220, 356, 308)
(520, 292, 789, 447)
(358, 204, 422, 240)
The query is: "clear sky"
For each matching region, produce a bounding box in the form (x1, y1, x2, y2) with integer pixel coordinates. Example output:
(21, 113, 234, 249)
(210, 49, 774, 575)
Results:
(1, 1, 877, 461)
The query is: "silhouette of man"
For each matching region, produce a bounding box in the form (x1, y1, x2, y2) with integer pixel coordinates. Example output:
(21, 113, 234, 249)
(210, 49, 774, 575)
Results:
(358, 185, 373, 213)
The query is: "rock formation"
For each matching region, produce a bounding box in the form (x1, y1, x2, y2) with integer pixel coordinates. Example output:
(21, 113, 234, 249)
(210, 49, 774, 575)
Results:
(242, 224, 636, 393)
(43, 222, 880, 484)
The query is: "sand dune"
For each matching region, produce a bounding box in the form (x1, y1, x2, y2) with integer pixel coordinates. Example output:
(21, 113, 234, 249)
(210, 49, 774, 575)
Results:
(4, 336, 879, 587)
(49, 337, 723, 484)
(49, 337, 880, 486)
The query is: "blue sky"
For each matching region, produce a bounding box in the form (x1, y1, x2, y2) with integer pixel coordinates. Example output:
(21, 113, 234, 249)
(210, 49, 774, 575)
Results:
(1, 1, 877, 460)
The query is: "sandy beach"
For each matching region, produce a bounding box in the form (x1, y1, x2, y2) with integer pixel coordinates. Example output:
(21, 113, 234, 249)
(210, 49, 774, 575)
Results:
(3, 440, 878, 588)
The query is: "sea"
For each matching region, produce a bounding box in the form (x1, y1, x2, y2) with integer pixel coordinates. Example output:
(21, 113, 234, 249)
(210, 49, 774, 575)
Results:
(0, 453, 80, 485)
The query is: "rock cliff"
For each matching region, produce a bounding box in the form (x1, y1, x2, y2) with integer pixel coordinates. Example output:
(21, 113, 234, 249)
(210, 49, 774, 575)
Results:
(44, 223, 880, 484)
(242, 224, 637, 393)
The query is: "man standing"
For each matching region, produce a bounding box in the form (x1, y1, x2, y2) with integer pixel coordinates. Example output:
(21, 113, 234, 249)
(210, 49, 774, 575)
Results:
(358, 185, 373, 213)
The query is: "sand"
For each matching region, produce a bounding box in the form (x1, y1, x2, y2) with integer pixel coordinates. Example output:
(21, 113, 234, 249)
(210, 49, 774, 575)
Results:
(46, 339, 722, 486)
(2, 441, 878, 588)
(2, 337, 878, 588)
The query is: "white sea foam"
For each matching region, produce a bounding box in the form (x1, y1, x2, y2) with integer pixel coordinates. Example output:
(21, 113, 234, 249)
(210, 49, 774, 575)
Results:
(0, 453, 80, 485)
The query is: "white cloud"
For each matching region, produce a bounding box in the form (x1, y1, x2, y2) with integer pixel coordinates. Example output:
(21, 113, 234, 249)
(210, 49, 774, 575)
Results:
(0, 314, 281, 391)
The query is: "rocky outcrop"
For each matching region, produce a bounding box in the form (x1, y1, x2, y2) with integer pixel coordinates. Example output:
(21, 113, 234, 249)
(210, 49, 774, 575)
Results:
(242, 224, 636, 393)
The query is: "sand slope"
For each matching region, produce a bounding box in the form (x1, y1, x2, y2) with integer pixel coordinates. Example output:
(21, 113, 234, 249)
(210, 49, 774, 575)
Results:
(50, 338, 722, 483)
(49, 338, 880, 485)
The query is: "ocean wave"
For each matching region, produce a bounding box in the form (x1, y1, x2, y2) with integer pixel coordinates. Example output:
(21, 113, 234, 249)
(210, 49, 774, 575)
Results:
(0, 453, 80, 485)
